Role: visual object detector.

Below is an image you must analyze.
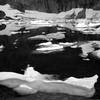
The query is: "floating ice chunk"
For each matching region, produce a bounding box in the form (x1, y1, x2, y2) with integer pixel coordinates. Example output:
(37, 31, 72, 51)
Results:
(59, 42, 77, 47)
(79, 42, 95, 57)
(0, 64, 98, 90)
(36, 44, 63, 51)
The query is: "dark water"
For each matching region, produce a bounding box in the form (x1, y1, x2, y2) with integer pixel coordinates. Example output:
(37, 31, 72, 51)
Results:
(0, 26, 100, 76)
(0, 25, 100, 99)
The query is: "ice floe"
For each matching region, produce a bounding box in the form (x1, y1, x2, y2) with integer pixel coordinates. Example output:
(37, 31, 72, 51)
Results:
(0, 65, 98, 89)
(0, 65, 98, 97)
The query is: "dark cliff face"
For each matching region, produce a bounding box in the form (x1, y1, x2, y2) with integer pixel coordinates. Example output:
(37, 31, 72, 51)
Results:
(0, 0, 99, 12)
(0, 0, 100, 13)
